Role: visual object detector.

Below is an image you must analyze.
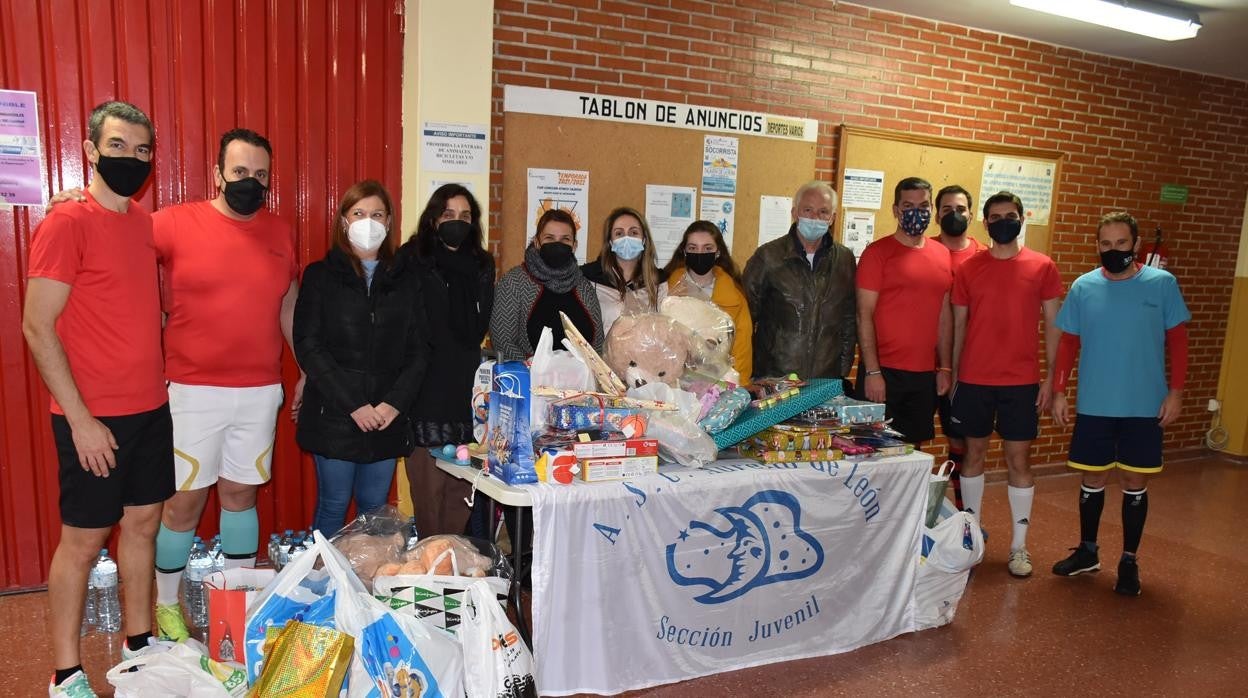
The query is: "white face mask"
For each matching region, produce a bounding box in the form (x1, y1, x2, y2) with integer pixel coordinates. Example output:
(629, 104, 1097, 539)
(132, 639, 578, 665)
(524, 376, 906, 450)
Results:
(347, 218, 387, 252)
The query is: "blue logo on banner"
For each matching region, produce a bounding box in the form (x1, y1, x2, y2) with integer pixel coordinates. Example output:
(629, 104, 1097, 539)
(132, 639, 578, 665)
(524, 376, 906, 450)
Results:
(665, 490, 824, 604)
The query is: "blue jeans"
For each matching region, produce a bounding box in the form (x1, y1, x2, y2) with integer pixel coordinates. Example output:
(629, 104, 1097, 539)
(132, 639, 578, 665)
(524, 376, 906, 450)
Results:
(312, 455, 397, 535)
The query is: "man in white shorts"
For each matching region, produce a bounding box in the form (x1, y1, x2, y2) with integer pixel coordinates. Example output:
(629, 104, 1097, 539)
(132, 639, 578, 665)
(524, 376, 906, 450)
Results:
(150, 129, 299, 639)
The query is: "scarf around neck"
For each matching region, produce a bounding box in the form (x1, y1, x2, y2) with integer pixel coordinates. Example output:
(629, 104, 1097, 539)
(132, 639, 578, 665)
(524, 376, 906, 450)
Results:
(524, 243, 582, 294)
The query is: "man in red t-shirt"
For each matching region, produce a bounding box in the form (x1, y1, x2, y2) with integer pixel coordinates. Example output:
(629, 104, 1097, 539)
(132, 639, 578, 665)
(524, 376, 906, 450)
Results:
(856, 176, 953, 443)
(26, 101, 171, 694)
(932, 184, 985, 508)
(950, 191, 1063, 578)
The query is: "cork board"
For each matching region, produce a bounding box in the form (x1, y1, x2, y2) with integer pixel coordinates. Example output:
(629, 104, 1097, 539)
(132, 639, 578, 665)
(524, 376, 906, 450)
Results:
(836, 126, 1063, 254)
(500, 111, 818, 272)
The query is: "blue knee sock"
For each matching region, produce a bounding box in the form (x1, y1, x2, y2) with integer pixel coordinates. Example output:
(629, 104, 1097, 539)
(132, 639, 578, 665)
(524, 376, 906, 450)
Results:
(155, 525, 195, 572)
(220, 507, 259, 563)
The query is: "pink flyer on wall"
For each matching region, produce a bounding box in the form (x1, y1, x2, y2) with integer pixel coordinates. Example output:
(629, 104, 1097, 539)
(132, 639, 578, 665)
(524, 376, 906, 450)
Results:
(0, 90, 43, 206)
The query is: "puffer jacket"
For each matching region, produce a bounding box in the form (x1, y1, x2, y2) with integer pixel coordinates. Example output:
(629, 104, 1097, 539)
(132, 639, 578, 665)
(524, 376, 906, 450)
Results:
(742, 227, 857, 378)
(294, 247, 431, 463)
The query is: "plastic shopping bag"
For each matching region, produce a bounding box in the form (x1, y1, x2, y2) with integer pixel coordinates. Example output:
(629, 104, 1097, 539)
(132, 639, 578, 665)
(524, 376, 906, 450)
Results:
(923, 510, 985, 573)
(460, 579, 537, 698)
(925, 460, 954, 528)
(107, 638, 247, 697)
(340, 590, 466, 698)
(529, 326, 595, 433)
(374, 536, 512, 636)
(243, 529, 369, 684)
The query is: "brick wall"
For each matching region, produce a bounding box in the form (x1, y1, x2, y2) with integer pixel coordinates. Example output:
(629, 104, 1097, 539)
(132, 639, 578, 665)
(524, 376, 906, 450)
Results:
(490, 0, 1248, 468)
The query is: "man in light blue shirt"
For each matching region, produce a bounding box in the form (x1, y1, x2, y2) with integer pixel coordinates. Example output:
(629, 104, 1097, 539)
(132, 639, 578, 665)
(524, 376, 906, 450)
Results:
(1048, 212, 1189, 596)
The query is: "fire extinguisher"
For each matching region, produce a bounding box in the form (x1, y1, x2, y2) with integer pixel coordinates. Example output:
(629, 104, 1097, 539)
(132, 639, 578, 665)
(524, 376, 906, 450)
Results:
(1144, 225, 1168, 269)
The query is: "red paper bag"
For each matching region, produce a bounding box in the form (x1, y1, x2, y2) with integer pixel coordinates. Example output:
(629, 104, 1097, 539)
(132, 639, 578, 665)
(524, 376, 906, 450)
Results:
(204, 567, 275, 663)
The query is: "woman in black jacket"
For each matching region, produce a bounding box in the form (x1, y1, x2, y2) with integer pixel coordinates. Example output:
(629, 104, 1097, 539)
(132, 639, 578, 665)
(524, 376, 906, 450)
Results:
(295, 180, 429, 534)
(398, 184, 495, 538)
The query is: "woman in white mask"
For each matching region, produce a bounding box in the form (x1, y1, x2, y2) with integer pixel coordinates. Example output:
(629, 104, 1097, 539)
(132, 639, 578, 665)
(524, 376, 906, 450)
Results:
(581, 206, 667, 334)
(293, 180, 429, 534)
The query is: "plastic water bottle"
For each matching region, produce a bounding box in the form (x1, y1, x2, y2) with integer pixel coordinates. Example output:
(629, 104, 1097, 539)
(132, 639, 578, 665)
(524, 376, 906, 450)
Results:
(211, 535, 226, 574)
(267, 533, 280, 568)
(287, 535, 309, 567)
(277, 530, 294, 569)
(91, 549, 121, 633)
(80, 576, 95, 636)
(184, 543, 213, 628)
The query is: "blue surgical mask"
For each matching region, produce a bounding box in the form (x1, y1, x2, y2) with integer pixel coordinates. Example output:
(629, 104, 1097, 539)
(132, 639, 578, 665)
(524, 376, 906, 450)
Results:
(610, 236, 645, 261)
(796, 217, 828, 241)
(900, 207, 931, 237)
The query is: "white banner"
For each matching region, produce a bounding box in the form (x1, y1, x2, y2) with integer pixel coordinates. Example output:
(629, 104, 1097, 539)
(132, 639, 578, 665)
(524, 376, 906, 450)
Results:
(530, 454, 931, 695)
(504, 85, 818, 142)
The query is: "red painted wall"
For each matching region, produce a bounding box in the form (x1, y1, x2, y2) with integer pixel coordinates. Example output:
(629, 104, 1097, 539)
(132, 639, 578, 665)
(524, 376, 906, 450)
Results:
(0, 0, 405, 590)
(490, 0, 1248, 469)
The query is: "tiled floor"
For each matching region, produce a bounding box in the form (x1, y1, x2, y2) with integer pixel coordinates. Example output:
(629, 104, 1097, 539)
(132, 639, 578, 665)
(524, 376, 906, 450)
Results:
(7, 454, 1246, 696)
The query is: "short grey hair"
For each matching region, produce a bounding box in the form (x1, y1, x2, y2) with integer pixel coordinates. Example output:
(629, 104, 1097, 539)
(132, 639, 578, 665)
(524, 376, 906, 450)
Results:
(87, 101, 154, 146)
(792, 180, 838, 210)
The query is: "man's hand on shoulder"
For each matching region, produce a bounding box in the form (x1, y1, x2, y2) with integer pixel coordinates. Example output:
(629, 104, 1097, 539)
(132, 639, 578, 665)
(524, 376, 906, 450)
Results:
(44, 187, 88, 214)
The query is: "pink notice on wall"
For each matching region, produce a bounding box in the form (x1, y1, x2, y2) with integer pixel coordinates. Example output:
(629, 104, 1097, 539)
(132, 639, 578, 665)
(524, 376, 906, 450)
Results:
(0, 89, 43, 206)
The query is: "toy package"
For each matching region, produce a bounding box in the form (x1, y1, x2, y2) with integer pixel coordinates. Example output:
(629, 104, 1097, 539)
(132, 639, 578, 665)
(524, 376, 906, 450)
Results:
(581, 455, 659, 482)
(485, 361, 537, 485)
(548, 394, 648, 434)
(471, 359, 495, 444)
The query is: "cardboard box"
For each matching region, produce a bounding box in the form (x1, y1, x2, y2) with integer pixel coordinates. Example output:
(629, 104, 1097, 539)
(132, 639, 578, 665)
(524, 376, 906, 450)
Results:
(581, 455, 659, 482)
(485, 362, 537, 485)
(471, 359, 495, 444)
(572, 438, 659, 460)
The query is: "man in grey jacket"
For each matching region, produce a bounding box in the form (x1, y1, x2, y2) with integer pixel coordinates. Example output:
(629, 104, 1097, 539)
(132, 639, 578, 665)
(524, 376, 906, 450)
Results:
(743, 181, 857, 381)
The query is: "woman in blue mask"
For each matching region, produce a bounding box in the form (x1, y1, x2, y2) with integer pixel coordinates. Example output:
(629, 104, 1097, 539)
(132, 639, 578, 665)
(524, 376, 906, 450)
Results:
(581, 206, 667, 334)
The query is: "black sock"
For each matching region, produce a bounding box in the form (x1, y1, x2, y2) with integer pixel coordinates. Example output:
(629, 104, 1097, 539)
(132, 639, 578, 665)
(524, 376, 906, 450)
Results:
(1079, 485, 1105, 550)
(1122, 488, 1149, 554)
(127, 631, 153, 652)
(54, 665, 83, 685)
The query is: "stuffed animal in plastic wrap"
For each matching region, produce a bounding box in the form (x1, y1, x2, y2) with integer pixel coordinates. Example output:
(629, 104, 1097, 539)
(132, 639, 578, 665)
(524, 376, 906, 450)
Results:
(659, 295, 739, 384)
(605, 313, 694, 389)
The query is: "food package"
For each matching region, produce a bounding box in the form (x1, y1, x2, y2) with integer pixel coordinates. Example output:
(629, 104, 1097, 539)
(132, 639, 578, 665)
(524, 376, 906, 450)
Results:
(248, 621, 353, 697)
(581, 455, 659, 482)
(485, 361, 537, 485)
(571, 437, 659, 460)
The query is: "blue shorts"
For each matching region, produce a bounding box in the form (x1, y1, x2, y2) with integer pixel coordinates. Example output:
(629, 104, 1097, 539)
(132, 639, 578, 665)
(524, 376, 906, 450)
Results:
(1067, 414, 1164, 474)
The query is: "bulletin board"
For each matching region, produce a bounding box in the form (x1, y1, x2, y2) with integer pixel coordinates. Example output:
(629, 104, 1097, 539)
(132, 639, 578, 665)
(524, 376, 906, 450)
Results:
(500, 112, 817, 272)
(836, 126, 1063, 254)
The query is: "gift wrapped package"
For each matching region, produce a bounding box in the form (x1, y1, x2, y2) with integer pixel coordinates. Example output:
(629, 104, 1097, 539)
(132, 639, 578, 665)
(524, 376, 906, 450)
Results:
(248, 621, 353, 697)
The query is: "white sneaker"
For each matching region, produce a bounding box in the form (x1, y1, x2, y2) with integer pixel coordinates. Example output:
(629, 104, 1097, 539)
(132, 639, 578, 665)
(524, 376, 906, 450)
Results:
(48, 670, 97, 697)
(1008, 548, 1033, 577)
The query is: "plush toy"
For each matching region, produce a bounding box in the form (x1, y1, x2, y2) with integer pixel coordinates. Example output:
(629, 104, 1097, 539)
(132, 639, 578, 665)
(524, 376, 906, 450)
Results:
(659, 296, 739, 383)
(606, 313, 693, 389)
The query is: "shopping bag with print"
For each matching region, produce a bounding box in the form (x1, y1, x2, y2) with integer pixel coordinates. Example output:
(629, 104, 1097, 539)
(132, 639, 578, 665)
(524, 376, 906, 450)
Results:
(460, 579, 537, 698)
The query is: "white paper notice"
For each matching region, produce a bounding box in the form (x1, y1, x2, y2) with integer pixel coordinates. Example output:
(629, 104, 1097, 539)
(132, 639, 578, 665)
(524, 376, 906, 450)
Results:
(698, 196, 735, 254)
(645, 184, 697, 266)
(979, 156, 1054, 225)
(421, 122, 488, 174)
(430, 179, 476, 196)
(757, 195, 792, 248)
(701, 135, 739, 196)
(842, 168, 885, 209)
(842, 210, 875, 260)
(527, 168, 591, 263)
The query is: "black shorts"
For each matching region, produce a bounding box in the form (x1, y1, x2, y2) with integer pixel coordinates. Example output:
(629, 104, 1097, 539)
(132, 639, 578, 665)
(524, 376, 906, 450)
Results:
(856, 364, 936, 443)
(1067, 414, 1164, 474)
(936, 394, 962, 440)
(949, 382, 1039, 441)
(53, 403, 175, 528)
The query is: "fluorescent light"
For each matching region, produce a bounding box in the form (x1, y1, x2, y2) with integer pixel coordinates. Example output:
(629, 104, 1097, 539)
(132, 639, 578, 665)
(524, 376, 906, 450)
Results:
(1010, 0, 1201, 41)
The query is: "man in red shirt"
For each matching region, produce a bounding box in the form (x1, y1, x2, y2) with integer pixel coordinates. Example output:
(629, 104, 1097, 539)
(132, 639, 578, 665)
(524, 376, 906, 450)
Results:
(951, 191, 1063, 577)
(932, 184, 985, 508)
(856, 176, 953, 443)
(25, 101, 171, 696)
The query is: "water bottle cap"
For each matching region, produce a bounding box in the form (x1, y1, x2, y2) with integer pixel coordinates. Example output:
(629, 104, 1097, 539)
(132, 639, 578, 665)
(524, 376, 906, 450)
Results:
(99, 548, 107, 555)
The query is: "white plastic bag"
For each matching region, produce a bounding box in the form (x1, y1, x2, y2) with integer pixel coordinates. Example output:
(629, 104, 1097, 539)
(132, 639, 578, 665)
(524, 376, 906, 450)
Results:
(374, 544, 511, 636)
(341, 590, 466, 698)
(529, 326, 595, 433)
(628, 382, 717, 467)
(107, 638, 247, 697)
(243, 529, 369, 684)
(460, 580, 537, 698)
(924, 510, 985, 573)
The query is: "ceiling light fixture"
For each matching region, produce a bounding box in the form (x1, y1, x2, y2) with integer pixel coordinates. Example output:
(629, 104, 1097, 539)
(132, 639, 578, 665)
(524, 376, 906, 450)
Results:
(1009, 0, 1202, 41)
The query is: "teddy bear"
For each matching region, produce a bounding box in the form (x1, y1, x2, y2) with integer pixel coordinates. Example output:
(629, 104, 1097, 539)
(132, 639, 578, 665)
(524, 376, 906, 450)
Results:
(659, 296, 739, 383)
(605, 313, 693, 389)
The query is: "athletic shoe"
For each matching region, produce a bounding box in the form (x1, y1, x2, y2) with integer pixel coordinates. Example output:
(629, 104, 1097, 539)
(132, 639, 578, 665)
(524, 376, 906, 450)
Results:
(1115, 557, 1142, 596)
(155, 603, 190, 642)
(48, 670, 96, 697)
(1052, 546, 1101, 576)
(1007, 548, 1033, 577)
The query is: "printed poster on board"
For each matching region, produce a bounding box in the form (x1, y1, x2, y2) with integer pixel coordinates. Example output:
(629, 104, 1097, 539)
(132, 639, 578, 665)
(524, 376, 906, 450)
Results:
(527, 168, 590, 263)
(701, 135, 738, 196)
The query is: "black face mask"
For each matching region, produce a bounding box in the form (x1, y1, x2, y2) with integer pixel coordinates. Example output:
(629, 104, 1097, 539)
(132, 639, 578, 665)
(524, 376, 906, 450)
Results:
(685, 252, 717, 276)
(987, 218, 1022, 244)
(222, 176, 267, 216)
(95, 155, 151, 198)
(437, 219, 471, 249)
(939, 211, 968, 236)
(1101, 249, 1135, 274)
(538, 241, 575, 268)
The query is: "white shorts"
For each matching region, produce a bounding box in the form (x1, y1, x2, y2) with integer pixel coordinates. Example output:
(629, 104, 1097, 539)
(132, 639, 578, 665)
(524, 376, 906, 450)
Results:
(170, 382, 284, 491)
